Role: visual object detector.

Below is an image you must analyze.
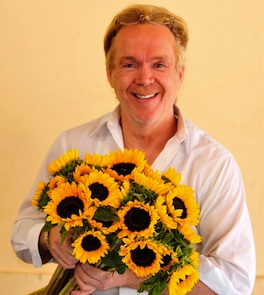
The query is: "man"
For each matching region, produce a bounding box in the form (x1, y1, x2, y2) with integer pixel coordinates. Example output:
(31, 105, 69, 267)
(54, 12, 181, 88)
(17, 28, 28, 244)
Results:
(11, 4, 255, 295)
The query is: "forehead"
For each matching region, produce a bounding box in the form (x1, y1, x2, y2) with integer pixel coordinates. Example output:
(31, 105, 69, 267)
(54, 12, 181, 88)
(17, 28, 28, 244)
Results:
(112, 23, 177, 59)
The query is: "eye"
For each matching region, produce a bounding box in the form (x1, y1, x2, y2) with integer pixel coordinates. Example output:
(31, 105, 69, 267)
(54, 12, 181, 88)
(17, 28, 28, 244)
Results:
(123, 63, 136, 68)
(126, 64, 134, 68)
(154, 62, 166, 69)
(155, 62, 165, 68)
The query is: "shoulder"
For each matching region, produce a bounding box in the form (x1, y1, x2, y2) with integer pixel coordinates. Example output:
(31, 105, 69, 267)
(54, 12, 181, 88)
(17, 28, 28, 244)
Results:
(64, 112, 112, 138)
(184, 118, 233, 160)
(182, 119, 244, 203)
(47, 111, 115, 159)
(182, 118, 241, 185)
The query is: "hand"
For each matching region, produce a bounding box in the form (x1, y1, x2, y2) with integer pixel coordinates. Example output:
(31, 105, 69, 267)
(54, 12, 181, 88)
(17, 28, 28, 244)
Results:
(48, 226, 78, 269)
(72, 263, 149, 295)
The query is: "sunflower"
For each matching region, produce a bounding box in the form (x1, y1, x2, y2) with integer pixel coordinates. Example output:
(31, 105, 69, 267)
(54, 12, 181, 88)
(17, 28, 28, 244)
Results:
(106, 149, 147, 181)
(178, 224, 202, 244)
(44, 182, 91, 231)
(117, 200, 159, 239)
(167, 265, 199, 295)
(84, 153, 112, 169)
(47, 149, 80, 176)
(189, 249, 199, 269)
(162, 167, 182, 186)
(48, 175, 66, 191)
(155, 195, 178, 229)
(166, 185, 200, 226)
(31, 181, 49, 209)
(72, 230, 110, 264)
(79, 170, 122, 208)
(159, 244, 179, 271)
(87, 205, 121, 235)
(133, 170, 171, 198)
(142, 163, 162, 180)
(120, 239, 162, 277)
(119, 179, 131, 199)
(73, 163, 92, 183)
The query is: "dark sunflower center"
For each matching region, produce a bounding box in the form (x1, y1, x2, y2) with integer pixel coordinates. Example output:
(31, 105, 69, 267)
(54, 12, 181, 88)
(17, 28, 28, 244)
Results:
(81, 235, 101, 252)
(124, 208, 151, 232)
(131, 246, 156, 266)
(161, 254, 172, 267)
(89, 183, 109, 201)
(111, 163, 136, 176)
(57, 196, 84, 218)
(173, 197, 187, 218)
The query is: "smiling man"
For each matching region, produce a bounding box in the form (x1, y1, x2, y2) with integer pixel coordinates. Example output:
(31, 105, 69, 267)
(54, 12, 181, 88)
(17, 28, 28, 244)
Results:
(12, 4, 255, 295)
(106, 23, 184, 165)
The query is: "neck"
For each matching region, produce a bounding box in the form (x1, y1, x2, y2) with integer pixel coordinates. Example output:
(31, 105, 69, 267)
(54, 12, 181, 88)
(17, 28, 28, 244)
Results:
(121, 116, 177, 165)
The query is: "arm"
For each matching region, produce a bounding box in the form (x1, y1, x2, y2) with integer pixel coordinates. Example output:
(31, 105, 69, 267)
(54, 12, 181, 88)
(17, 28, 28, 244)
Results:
(11, 201, 47, 267)
(11, 133, 68, 267)
(161, 281, 216, 295)
(187, 281, 216, 295)
(38, 226, 78, 268)
(72, 265, 216, 295)
(195, 156, 255, 295)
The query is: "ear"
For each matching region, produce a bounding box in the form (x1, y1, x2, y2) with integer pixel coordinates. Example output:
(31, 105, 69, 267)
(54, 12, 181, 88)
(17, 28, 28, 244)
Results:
(106, 66, 114, 88)
(177, 66, 185, 89)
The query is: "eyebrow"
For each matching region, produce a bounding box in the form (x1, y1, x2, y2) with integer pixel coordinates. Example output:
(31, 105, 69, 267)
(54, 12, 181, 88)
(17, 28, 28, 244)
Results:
(118, 56, 136, 64)
(118, 55, 170, 65)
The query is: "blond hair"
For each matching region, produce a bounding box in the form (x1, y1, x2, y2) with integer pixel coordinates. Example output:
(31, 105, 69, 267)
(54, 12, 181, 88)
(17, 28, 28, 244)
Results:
(104, 4, 189, 69)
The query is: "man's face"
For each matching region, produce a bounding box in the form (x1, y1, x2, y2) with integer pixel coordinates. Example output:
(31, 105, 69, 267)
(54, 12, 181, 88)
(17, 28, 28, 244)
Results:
(107, 23, 184, 127)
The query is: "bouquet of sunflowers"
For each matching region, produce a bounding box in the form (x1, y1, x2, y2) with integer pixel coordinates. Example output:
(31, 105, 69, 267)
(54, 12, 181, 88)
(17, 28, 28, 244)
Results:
(30, 149, 201, 295)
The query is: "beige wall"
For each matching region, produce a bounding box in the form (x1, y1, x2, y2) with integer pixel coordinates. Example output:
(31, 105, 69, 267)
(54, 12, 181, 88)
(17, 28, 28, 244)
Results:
(1, 0, 263, 293)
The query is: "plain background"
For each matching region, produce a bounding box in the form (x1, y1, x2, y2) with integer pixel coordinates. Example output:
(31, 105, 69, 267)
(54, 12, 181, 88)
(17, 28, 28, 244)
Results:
(1, 0, 263, 293)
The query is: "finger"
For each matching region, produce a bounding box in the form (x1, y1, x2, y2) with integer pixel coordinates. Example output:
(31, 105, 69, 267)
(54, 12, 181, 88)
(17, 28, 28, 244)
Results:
(74, 264, 99, 291)
(51, 239, 78, 269)
(71, 290, 93, 295)
(48, 226, 78, 268)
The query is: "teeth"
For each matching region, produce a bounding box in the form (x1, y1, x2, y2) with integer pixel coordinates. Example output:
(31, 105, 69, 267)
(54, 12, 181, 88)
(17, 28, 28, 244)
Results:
(135, 93, 156, 99)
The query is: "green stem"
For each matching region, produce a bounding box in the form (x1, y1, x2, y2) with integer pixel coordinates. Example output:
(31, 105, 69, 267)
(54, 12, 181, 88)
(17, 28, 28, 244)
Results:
(44, 265, 73, 295)
(58, 276, 79, 295)
(27, 286, 46, 295)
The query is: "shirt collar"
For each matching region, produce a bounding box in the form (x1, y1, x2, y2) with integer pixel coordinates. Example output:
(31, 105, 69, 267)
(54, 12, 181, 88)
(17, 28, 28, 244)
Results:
(88, 105, 189, 153)
(174, 106, 190, 154)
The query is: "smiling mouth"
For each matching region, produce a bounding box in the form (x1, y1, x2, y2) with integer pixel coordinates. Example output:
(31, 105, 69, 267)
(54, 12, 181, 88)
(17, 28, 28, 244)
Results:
(133, 93, 158, 100)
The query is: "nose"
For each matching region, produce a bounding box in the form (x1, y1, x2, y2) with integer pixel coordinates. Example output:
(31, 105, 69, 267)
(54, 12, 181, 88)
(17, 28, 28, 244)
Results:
(135, 64, 154, 86)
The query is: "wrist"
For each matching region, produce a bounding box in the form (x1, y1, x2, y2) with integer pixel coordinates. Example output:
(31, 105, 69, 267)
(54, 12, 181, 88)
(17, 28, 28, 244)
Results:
(39, 230, 52, 264)
(43, 231, 50, 251)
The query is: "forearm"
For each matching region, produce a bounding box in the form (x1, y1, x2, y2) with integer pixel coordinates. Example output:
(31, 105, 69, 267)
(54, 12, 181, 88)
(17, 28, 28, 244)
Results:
(11, 212, 46, 267)
(159, 281, 215, 295)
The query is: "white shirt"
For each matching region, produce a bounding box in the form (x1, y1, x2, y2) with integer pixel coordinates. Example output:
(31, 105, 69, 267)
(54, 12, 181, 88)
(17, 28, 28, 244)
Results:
(11, 106, 255, 295)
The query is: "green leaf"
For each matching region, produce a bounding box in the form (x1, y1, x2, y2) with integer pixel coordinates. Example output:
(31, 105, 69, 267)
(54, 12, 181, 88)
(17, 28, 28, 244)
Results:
(162, 231, 174, 244)
(60, 227, 68, 243)
(38, 184, 51, 208)
(42, 221, 56, 232)
(151, 282, 167, 295)
(138, 272, 168, 295)
(94, 206, 119, 222)
(101, 251, 127, 274)
(175, 245, 184, 256)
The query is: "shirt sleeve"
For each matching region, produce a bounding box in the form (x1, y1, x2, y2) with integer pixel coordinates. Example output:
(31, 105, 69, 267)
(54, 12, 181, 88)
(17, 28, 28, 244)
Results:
(196, 156, 256, 295)
(11, 194, 48, 267)
(11, 133, 67, 267)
